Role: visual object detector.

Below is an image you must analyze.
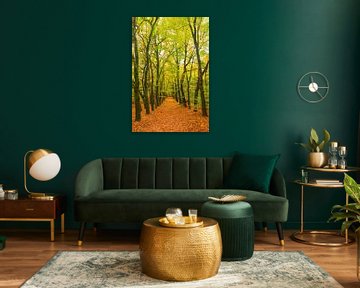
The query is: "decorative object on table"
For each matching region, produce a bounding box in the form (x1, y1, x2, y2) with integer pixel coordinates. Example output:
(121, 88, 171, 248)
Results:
(21, 251, 343, 288)
(296, 128, 330, 168)
(161, 208, 201, 227)
(208, 194, 246, 203)
(188, 208, 197, 223)
(202, 200, 255, 259)
(4, 189, 18, 200)
(328, 141, 338, 169)
(0, 235, 6, 250)
(0, 184, 4, 199)
(24, 148, 61, 199)
(338, 146, 347, 169)
(297, 71, 329, 103)
(165, 207, 183, 224)
(315, 179, 340, 185)
(329, 173, 360, 280)
(300, 169, 309, 183)
(158, 216, 203, 228)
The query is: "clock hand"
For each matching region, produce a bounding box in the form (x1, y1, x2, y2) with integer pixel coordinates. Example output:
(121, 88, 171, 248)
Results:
(316, 90, 323, 98)
(307, 76, 317, 91)
(310, 76, 315, 89)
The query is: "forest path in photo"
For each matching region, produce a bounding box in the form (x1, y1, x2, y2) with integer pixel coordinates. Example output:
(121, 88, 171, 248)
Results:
(132, 97, 209, 132)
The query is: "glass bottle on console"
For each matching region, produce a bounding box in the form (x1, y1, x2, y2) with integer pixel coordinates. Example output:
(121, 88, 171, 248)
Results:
(328, 142, 338, 169)
(338, 146, 347, 169)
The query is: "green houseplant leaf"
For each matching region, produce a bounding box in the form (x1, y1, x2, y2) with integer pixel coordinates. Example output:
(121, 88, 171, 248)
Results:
(296, 128, 331, 153)
(310, 128, 319, 144)
(344, 173, 360, 204)
(323, 129, 330, 143)
(329, 174, 360, 233)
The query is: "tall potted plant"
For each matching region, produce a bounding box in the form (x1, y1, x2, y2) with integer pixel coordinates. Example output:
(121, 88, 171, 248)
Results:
(329, 173, 360, 279)
(296, 128, 330, 167)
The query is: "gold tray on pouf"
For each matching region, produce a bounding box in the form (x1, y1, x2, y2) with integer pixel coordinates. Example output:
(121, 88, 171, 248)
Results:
(208, 194, 246, 203)
(159, 216, 204, 228)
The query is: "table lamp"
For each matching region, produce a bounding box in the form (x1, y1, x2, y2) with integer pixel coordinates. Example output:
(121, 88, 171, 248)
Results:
(24, 148, 61, 199)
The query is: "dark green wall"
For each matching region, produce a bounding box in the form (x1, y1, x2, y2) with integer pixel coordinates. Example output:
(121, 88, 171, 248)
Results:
(1, 0, 359, 230)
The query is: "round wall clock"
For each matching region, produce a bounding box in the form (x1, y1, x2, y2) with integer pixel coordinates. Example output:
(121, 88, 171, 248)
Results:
(297, 72, 329, 103)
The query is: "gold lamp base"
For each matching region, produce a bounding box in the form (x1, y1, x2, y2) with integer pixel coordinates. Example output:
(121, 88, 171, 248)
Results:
(28, 192, 55, 200)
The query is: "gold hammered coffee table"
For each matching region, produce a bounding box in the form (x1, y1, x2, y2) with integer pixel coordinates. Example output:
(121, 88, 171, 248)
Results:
(139, 217, 222, 281)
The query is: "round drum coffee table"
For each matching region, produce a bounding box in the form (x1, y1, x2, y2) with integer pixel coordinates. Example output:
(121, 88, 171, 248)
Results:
(139, 217, 222, 281)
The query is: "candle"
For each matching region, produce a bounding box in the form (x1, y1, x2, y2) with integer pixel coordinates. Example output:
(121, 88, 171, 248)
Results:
(330, 142, 338, 148)
(338, 146, 346, 153)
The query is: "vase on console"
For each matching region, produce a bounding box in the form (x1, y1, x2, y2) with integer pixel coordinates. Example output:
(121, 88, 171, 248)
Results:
(296, 128, 330, 168)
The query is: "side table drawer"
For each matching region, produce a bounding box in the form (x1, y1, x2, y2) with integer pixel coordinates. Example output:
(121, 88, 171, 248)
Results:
(2, 201, 55, 218)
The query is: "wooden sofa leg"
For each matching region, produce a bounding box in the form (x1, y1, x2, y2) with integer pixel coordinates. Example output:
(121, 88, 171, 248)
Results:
(77, 222, 86, 246)
(262, 222, 268, 232)
(276, 222, 285, 246)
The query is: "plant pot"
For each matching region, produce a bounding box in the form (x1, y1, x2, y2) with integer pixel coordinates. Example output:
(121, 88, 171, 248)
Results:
(307, 152, 328, 168)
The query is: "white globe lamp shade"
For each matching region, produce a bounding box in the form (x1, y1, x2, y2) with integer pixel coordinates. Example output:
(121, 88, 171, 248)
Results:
(28, 151, 61, 181)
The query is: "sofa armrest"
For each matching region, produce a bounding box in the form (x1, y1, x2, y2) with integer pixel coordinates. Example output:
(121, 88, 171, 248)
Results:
(75, 159, 104, 199)
(269, 168, 287, 198)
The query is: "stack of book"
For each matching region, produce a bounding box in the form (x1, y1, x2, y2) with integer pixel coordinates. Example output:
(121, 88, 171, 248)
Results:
(314, 179, 341, 185)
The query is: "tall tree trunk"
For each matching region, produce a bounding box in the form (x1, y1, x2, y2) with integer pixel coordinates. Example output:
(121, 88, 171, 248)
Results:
(155, 48, 160, 108)
(180, 72, 187, 107)
(132, 17, 141, 121)
(188, 17, 208, 117)
(200, 61, 209, 116)
(193, 78, 199, 112)
(142, 17, 159, 114)
(174, 49, 181, 104)
(186, 61, 194, 109)
(179, 40, 191, 107)
(149, 61, 155, 111)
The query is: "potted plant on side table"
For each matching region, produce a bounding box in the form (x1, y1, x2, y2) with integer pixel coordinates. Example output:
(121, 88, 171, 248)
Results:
(296, 128, 330, 168)
(329, 173, 360, 279)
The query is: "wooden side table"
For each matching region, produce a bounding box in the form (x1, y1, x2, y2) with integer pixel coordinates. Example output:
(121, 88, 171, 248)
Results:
(0, 195, 66, 241)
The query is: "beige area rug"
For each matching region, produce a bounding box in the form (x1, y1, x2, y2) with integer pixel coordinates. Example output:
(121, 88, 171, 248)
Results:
(21, 250, 342, 288)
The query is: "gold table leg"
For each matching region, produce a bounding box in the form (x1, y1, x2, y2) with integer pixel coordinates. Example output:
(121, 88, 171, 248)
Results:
(291, 183, 354, 246)
(61, 213, 65, 234)
(50, 219, 55, 242)
(345, 194, 348, 243)
(300, 185, 304, 233)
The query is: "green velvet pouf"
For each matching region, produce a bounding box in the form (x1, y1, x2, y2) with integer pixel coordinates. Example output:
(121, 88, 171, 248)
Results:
(201, 201, 254, 261)
(0, 236, 6, 250)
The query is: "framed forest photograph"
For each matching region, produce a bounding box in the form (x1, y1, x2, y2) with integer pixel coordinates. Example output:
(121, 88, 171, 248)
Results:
(132, 17, 209, 132)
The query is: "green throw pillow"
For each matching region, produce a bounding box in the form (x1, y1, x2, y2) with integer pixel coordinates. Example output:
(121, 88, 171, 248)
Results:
(224, 152, 280, 193)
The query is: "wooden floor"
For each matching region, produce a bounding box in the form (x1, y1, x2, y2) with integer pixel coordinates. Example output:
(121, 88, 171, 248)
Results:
(0, 228, 358, 288)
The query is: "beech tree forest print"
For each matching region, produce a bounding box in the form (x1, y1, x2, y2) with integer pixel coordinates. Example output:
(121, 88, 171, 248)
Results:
(132, 17, 209, 132)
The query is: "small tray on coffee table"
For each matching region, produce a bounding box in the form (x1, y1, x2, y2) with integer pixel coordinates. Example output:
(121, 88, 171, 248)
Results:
(159, 216, 203, 228)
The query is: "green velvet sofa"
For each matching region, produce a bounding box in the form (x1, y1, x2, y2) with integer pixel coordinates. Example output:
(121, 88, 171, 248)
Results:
(74, 157, 288, 245)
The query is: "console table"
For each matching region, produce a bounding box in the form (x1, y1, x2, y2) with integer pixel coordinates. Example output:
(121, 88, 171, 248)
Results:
(291, 166, 359, 246)
(0, 195, 66, 241)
